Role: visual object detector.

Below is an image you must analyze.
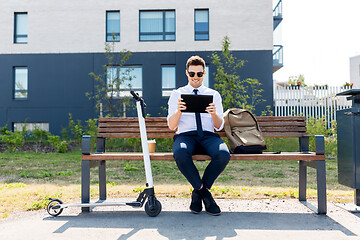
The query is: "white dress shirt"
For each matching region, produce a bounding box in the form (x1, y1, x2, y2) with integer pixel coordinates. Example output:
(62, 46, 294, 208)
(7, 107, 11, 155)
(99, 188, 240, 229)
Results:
(167, 83, 224, 134)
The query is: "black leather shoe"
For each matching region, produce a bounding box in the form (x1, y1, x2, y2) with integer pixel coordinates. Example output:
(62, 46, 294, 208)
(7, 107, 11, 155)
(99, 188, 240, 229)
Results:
(190, 189, 202, 214)
(200, 188, 221, 216)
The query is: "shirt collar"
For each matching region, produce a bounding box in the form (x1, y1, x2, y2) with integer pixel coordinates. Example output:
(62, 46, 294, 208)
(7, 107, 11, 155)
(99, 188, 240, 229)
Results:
(186, 83, 206, 94)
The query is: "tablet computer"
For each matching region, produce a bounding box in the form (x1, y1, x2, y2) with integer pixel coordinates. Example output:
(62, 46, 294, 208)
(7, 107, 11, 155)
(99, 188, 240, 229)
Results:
(181, 94, 213, 113)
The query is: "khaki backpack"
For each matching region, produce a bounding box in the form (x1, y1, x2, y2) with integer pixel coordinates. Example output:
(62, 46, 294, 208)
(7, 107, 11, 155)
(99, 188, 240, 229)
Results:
(223, 109, 266, 154)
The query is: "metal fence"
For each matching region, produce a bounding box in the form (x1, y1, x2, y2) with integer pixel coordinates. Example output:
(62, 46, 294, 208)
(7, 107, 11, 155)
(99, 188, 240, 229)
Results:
(274, 85, 352, 128)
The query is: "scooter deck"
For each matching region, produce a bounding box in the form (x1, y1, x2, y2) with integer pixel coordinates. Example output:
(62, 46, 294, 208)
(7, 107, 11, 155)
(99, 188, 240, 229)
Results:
(55, 201, 142, 210)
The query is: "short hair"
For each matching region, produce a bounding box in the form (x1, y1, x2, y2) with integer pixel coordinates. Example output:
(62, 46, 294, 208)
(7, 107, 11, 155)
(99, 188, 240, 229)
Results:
(186, 56, 205, 71)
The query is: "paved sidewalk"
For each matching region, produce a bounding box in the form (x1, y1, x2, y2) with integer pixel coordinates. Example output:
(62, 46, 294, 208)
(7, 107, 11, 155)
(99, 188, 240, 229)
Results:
(1, 198, 360, 240)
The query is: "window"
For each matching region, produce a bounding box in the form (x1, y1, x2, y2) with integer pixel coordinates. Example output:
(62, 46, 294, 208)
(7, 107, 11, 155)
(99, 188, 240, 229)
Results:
(107, 66, 142, 97)
(106, 11, 120, 42)
(14, 12, 28, 43)
(14, 67, 28, 99)
(203, 66, 209, 87)
(13, 122, 49, 132)
(194, 9, 209, 40)
(162, 66, 176, 96)
(139, 10, 175, 41)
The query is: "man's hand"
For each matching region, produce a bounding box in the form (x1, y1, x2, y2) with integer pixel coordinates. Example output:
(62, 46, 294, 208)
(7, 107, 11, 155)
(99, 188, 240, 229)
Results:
(205, 103, 216, 116)
(168, 98, 186, 130)
(206, 103, 222, 129)
(177, 98, 186, 112)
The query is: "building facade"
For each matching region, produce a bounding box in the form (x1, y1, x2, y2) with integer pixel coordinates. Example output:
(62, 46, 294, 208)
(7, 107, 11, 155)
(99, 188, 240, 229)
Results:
(350, 55, 360, 89)
(0, 0, 276, 134)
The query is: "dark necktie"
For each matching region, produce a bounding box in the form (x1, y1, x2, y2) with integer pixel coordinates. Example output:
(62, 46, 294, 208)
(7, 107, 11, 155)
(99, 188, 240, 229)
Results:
(193, 89, 204, 137)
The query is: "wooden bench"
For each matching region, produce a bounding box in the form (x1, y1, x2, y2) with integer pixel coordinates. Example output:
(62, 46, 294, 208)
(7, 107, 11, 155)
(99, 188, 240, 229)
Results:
(81, 116, 327, 214)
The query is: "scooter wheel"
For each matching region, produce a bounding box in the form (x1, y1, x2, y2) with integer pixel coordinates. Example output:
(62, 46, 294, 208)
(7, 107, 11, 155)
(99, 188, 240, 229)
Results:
(47, 199, 63, 217)
(144, 199, 162, 217)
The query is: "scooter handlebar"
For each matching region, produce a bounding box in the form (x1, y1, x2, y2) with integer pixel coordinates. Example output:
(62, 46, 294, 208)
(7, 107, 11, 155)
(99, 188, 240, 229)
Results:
(130, 90, 140, 101)
(130, 90, 147, 107)
(130, 90, 147, 118)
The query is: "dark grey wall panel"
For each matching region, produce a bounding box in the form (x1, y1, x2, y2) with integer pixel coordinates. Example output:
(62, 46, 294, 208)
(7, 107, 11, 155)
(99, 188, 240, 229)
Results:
(0, 53, 96, 134)
(0, 108, 7, 128)
(0, 50, 273, 134)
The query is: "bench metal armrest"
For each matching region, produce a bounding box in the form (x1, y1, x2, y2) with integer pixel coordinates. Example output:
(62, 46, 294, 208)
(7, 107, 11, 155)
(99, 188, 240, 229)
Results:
(299, 135, 325, 155)
(82, 135, 105, 155)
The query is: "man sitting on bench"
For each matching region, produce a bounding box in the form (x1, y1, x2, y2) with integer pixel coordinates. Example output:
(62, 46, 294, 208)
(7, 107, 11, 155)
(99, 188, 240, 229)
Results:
(167, 55, 231, 216)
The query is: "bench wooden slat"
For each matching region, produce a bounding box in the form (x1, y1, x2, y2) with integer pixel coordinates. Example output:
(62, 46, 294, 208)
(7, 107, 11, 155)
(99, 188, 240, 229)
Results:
(99, 122, 168, 128)
(256, 116, 305, 122)
(260, 127, 306, 132)
(82, 152, 325, 161)
(98, 123, 306, 131)
(98, 128, 175, 133)
(218, 132, 306, 138)
(262, 132, 306, 138)
(100, 116, 306, 122)
(259, 121, 306, 127)
(98, 127, 306, 134)
(98, 133, 176, 138)
(100, 117, 166, 122)
(99, 120, 306, 128)
(98, 132, 306, 138)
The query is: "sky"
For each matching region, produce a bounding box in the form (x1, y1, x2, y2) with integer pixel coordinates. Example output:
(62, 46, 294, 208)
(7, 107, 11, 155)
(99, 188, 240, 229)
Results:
(273, 0, 360, 86)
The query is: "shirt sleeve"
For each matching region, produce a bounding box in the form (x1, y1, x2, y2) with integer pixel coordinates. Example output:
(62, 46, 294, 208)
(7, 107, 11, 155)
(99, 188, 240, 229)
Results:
(213, 91, 225, 131)
(167, 90, 180, 128)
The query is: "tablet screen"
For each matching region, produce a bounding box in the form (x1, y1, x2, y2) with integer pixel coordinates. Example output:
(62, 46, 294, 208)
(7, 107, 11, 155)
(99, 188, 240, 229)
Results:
(181, 94, 213, 113)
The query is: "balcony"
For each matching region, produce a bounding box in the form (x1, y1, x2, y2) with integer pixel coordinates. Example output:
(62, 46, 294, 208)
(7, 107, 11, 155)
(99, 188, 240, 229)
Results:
(273, 0, 283, 30)
(273, 45, 283, 72)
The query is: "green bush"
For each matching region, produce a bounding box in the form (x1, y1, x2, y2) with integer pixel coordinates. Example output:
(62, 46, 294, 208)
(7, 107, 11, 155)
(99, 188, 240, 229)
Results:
(60, 127, 69, 140)
(48, 135, 68, 153)
(68, 113, 84, 143)
(0, 126, 8, 135)
(85, 118, 98, 136)
(106, 138, 142, 152)
(104, 138, 173, 152)
(0, 130, 24, 152)
(265, 137, 299, 152)
(155, 138, 173, 152)
(306, 116, 337, 156)
(32, 128, 49, 143)
(66, 113, 98, 142)
(325, 121, 337, 156)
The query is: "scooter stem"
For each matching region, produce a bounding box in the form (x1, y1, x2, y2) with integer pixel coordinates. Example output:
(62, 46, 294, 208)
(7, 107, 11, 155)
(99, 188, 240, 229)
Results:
(136, 100, 154, 188)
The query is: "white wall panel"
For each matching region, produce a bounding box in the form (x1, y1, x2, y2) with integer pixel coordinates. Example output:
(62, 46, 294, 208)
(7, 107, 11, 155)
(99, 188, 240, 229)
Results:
(0, 0, 273, 54)
(350, 55, 360, 88)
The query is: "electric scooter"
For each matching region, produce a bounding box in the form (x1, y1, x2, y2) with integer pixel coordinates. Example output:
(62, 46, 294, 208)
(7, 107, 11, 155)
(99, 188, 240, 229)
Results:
(46, 91, 162, 217)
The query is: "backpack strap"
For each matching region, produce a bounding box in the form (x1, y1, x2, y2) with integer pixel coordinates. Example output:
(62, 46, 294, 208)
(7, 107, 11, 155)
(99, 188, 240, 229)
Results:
(242, 110, 262, 133)
(224, 109, 232, 136)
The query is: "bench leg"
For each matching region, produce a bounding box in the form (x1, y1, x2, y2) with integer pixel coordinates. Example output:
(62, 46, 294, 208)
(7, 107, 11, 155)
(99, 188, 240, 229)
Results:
(316, 160, 327, 214)
(99, 160, 106, 201)
(298, 160, 327, 214)
(299, 160, 307, 201)
(81, 160, 90, 212)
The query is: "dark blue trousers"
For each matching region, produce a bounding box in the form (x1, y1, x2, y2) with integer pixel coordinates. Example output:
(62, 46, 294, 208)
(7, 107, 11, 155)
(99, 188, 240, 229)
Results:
(173, 131, 231, 190)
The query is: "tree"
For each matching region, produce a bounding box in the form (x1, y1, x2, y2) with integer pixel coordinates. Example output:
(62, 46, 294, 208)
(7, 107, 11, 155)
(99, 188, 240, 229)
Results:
(86, 37, 134, 117)
(211, 36, 265, 112)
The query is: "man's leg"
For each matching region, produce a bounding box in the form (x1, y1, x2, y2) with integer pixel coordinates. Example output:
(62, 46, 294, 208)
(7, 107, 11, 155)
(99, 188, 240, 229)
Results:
(200, 134, 231, 189)
(173, 134, 204, 213)
(198, 134, 230, 216)
(172, 134, 202, 190)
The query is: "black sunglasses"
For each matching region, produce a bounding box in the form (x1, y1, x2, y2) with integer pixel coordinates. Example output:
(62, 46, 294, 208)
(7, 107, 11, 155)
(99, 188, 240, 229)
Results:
(188, 71, 204, 78)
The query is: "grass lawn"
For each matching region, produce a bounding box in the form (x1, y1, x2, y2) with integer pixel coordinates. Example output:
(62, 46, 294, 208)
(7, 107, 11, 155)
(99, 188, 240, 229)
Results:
(0, 149, 355, 219)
